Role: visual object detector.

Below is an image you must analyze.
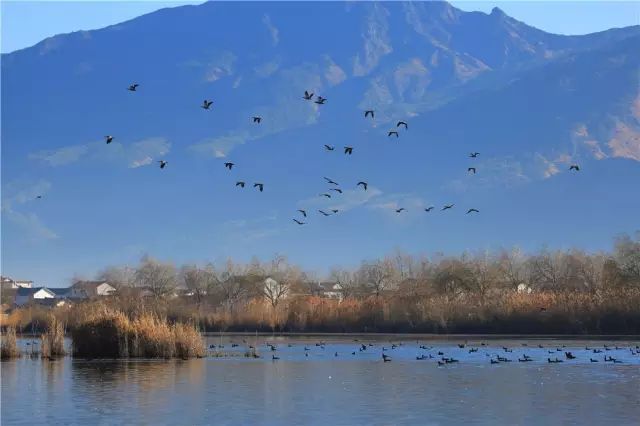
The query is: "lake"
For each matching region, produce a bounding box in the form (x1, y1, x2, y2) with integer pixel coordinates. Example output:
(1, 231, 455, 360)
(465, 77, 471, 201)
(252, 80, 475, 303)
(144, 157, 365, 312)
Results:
(2, 335, 639, 425)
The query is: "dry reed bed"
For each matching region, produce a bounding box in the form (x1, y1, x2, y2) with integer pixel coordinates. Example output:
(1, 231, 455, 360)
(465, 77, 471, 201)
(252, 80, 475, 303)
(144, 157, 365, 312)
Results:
(1, 327, 21, 359)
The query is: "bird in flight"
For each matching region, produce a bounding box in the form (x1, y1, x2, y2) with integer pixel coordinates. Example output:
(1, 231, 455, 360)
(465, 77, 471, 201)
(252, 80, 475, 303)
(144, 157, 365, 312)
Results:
(397, 121, 408, 130)
(127, 83, 139, 92)
(469, 152, 480, 158)
(331, 209, 339, 214)
(35, 195, 43, 200)
(468, 167, 476, 174)
(319, 210, 331, 216)
(425, 206, 434, 212)
(569, 164, 580, 171)
(315, 96, 327, 105)
(364, 110, 374, 118)
(467, 208, 480, 214)
(201, 100, 213, 110)
(293, 219, 305, 225)
(224, 162, 234, 170)
(324, 145, 335, 151)
(158, 160, 168, 169)
(303, 90, 314, 100)
(236, 181, 245, 188)
(320, 193, 332, 198)
(298, 209, 307, 217)
(357, 181, 368, 191)
(442, 204, 454, 210)
(388, 131, 399, 138)
(344, 146, 353, 155)
(253, 183, 264, 192)
(324, 177, 339, 186)
(104, 135, 114, 144)
(330, 188, 343, 194)
(252, 116, 262, 123)
(395, 208, 406, 213)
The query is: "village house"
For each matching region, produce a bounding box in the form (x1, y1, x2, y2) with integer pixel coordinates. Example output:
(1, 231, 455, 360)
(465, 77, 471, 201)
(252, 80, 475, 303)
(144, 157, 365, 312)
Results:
(14, 287, 57, 306)
(70, 281, 116, 299)
(1, 276, 33, 290)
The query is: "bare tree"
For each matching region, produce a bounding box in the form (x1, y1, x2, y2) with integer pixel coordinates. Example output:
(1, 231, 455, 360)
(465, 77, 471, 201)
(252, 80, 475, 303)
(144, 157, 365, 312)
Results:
(96, 266, 136, 289)
(181, 264, 217, 305)
(329, 268, 358, 299)
(614, 234, 640, 285)
(263, 255, 301, 308)
(134, 256, 177, 298)
(357, 259, 396, 297)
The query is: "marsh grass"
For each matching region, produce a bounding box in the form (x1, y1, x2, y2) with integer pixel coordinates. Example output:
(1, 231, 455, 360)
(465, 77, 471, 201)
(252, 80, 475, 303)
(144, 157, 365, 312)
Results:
(1, 327, 21, 359)
(41, 315, 66, 359)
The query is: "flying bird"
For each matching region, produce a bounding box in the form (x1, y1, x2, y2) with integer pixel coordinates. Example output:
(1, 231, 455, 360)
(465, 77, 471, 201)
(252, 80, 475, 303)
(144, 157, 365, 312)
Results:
(324, 145, 335, 151)
(315, 96, 327, 105)
(253, 183, 264, 192)
(224, 162, 234, 170)
(293, 219, 305, 225)
(467, 208, 480, 214)
(158, 160, 168, 169)
(468, 167, 476, 174)
(331, 209, 339, 214)
(298, 209, 307, 217)
(324, 177, 339, 186)
(470, 152, 480, 158)
(235, 181, 245, 188)
(364, 110, 374, 118)
(35, 195, 42, 200)
(442, 204, 454, 210)
(104, 135, 114, 144)
(397, 121, 408, 129)
(320, 193, 332, 198)
(303, 90, 314, 100)
(252, 116, 262, 123)
(344, 146, 353, 155)
(388, 131, 399, 138)
(127, 83, 139, 92)
(330, 188, 343, 194)
(424, 206, 434, 212)
(395, 208, 406, 213)
(357, 181, 368, 190)
(201, 100, 213, 109)
(319, 210, 331, 216)
(569, 164, 580, 171)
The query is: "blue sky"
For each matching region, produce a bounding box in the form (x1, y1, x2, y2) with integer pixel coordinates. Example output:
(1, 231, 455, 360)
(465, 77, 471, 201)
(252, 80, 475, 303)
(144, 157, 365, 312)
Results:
(2, 1, 639, 287)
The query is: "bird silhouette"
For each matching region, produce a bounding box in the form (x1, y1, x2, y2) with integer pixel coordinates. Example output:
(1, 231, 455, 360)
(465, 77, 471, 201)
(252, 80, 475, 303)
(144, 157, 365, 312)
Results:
(424, 206, 434, 212)
(127, 83, 139, 92)
(292, 219, 305, 225)
(235, 181, 245, 188)
(319, 210, 331, 216)
(468, 167, 476, 174)
(357, 181, 368, 190)
(442, 204, 454, 210)
(569, 164, 580, 171)
(298, 209, 307, 217)
(253, 183, 264, 192)
(395, 208, 406, 213)
(466, 208, 479, 214)
(158, 160, 168, 169)
(324, 177, 339, 186)
(320, 193, 332, 198)
(344, 146, 353, 155)
(324, 145, 335, 151)
(331, 209, 339, 214)
(330, 188, 343, 194)
(252, 116, 262, 123)
(315, 96, 327, 105)
(303, 90, 314, 100)
(397, 121, 408, 129)
(364, 110, 374, 118)
(104, 135, 114, 144)
(469, 152, 480, 158)
(224, 162, 234, 170)
(35, 195, 42, 199)
(201, 100, 213, 109)
(388, 131, 399, 138)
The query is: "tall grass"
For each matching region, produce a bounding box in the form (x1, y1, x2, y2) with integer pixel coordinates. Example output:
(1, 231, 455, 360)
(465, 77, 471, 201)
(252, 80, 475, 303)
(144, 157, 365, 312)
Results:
(41, 315, 66, 359)
(1, 327, 21, 359)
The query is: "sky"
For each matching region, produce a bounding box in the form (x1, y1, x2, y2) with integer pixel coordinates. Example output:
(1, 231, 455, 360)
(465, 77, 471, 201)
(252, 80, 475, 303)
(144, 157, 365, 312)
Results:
(1, 1, 639, 287)
(2, 1, 639, 53)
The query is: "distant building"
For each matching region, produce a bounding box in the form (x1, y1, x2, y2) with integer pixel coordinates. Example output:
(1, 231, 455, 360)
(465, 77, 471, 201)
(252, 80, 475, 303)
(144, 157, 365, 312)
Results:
(14, 287, 56, 306)
(517, 283, 532, 294)
(1, 276, 33, 290)
(70, 281, 116, 299)
(307, 282, 344, 301)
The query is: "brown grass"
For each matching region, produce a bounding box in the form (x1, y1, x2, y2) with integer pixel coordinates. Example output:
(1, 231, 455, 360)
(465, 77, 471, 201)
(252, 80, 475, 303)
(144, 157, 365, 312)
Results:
(41, 315, 66, 359)
(1, 327, 21, 359)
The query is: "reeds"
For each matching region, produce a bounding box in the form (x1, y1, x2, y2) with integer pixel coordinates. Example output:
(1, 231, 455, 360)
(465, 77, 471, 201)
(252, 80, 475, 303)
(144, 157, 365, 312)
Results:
(1, 327, 21, 359)
(41, 315, 66, 359)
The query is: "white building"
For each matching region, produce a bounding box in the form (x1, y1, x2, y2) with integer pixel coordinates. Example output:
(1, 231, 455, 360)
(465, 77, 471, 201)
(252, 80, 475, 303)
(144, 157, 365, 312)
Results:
(1, 276, 33, 290)
(70, 281, 116, 299)
(14, 287, 56, 306)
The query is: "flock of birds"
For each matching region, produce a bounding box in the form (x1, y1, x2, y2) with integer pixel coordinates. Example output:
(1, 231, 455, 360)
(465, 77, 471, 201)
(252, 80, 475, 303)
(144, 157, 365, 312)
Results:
(37, 82, 584, 226)
(208, 339, 639, 365)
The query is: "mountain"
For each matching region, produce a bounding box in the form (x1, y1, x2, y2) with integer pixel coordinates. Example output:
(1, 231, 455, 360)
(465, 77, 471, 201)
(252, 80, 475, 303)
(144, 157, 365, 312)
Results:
(2, 1, 639, 285)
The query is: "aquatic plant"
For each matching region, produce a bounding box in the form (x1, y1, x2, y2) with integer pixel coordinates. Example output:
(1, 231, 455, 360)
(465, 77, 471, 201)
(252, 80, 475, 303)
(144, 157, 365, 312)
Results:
(1, 327, 21, 359)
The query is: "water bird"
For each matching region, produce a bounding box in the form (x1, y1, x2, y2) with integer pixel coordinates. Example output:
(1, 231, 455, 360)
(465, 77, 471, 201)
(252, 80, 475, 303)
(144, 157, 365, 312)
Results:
(253, 183, 264, 192)
(357, 181, 368, 190)
(315, 96, 327, 105)
(569, 164, 580, 171)
(236, 181, 245, 188)
(518, 358, 533, 362)
(382, 354, 391, 362)
(442, 204, 454, 211)
(469, 348, 478, 353)
(364, 110, 374, 118)
(469, 152, 480, 158)
(590, 358, 599, 362)
(437, 351, 444, 356)
(320, 193, 331, 198)
(397, 121, 408, 129)
(352, 352, 356, 355)
(319, 210, 331, 216)
(252, 116, 262, 123)
(272, 355, 280, 360)
(437, 361, 445, 366)
(565, 352, 576, 359)
(158, 160, 168, 169)
(224, 162, 234, 170)
(490, 359, 500, 364)
(127, 83, 139, 92)
(35, 195, 42, 199)
(335, 352, 338, 357)
(292, 219, 305, 225)
(547, 358, 563, 363)
(458, 344, 465, 348)
(395, 208, 406, 213)
(303, 90, 314, 100)
(344, 146, 353, 155)
(324, 145, 335, 151)
(331, 209, 339, 214)
(388, 131, 399, 138)
(104, 135, 114, 144)
(467, 208, 480, 214)
(201, 100, 213, 109)
(416, 354, 429, 360)
(468, 167, 476, 174)
(324, 177, 339, 185)
(297, 209, 307, 217)
(330, 188, 343, 194)
(424, 207, 434, 212)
